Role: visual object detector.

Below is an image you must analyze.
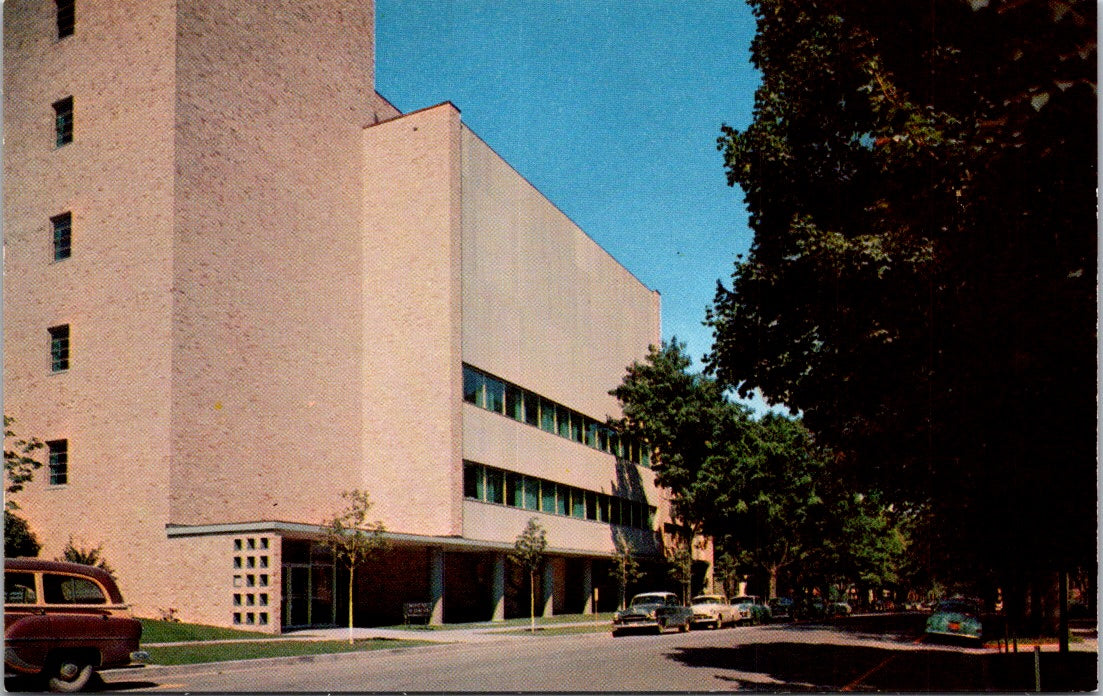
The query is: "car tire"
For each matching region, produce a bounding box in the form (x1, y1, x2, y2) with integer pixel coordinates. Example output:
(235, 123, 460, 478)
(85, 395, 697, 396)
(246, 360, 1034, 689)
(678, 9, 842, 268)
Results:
(46, 658, 94, 693)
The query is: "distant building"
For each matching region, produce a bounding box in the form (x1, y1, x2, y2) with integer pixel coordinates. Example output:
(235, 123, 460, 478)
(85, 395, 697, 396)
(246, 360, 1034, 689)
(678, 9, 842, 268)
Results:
(3, 0, 705, 631)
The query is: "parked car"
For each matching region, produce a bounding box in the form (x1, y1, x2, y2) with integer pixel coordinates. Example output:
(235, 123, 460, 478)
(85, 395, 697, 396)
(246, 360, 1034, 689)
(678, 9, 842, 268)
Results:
(5, 559, 147, 692)
(731, 595, 771, 625)
(925, 598, 984, 643)
(612, 592, 693, 636)
(767, 596, 794, 621)
(689, 594, 735, 629)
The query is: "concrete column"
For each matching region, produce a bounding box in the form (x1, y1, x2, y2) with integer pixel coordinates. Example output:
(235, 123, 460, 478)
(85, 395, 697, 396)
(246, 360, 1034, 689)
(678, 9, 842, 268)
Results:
(492, 554, 506, 622)
(429, 548, 445, 626)
(542, 560, 555, 618)
(582, 559, 594, 615)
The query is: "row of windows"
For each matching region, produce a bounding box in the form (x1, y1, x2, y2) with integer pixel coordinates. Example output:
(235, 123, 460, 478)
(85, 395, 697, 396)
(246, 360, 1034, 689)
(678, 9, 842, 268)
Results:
(463, 365, 651, 468)
(463, 462, 655, 530)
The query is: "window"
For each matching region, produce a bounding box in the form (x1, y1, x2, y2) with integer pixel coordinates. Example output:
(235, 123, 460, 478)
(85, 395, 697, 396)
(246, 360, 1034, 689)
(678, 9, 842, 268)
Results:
(51, 212, 72, 260)
(53, 97, 73, 147)
(49, 324, 70, 371)
(48, 439, 68, 485)
(5, 572, 37, 604)
(485, 468, 503, 505)
(43, 574, 105, 605)
(56, 0, 75, 38)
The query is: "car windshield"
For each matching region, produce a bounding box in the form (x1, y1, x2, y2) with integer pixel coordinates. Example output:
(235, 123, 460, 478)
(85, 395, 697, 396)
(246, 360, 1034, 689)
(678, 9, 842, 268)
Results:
(693, 596, 720, 605)
(936, 600, 978, 615)
(630, 594, 666, 606)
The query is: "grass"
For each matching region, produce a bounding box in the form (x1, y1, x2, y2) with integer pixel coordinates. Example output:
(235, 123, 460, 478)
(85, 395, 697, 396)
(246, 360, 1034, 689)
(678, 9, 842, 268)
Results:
(140, 619, 276, 643)
(386, 612, 616, 632)
(146, 639, 433, 666)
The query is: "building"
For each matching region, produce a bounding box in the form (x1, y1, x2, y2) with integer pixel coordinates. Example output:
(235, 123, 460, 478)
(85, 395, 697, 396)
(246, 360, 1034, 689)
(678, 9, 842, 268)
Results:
(3, 0, 704, 632)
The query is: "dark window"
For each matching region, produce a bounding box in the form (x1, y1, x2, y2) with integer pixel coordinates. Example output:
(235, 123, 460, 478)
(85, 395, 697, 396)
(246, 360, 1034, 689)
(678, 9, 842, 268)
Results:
(49, 324, 69, 371)
(48, 439, 68, 485)
(5, 572, 37, 604)
(43, 573, 105, 605)
(53, 97, 73, 147)
(56, 0, 75, 38)
(52, 212, 72, 260)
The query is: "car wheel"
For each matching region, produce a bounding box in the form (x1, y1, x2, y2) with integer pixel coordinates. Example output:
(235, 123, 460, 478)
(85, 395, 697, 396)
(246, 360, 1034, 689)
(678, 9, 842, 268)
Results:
(47, 659, 94, 693)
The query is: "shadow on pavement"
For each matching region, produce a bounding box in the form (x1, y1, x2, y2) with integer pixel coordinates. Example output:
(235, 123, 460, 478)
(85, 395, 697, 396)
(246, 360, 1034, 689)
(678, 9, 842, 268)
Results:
(667, 642, 1098, 692)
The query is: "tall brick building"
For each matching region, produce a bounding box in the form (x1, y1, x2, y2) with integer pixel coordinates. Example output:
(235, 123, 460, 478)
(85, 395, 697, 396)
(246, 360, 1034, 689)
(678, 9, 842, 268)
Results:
(3, 0, 699, 631)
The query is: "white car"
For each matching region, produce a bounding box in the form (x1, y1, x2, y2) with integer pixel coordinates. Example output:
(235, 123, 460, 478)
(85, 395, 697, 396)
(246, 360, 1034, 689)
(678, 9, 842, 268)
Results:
(731, 595, 771, 624)
(690, 594, 735, 629)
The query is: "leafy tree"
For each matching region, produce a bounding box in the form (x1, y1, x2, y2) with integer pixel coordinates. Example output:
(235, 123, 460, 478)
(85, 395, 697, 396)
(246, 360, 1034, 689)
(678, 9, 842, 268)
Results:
(57, 537, 114, 576)
(708, 0, 1096, 613)
(713, 553, 741, 598)
(509, 518, 547, 633)
(4, 510, 41, 558)
(5, 416, 44, 558)
(612, 531, 643, 610)
(5, 415, 44, 511)
(319, 490, 388, 644)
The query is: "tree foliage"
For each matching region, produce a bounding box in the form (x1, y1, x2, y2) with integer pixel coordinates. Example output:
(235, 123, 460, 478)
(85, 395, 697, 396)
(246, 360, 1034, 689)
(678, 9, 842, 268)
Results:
(509, 517, 548, 633)
(4, 510, 41, 558)
(612, 531, 644, 609)
(708, 0, 1096, 584)
(58, 537, 114, 576)
(5, 415, 44, 512)
(319, 489, 388, 643)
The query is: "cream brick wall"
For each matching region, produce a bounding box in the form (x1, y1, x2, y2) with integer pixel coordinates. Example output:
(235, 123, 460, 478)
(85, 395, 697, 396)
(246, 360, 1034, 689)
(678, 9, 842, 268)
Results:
(3, 0, 177, 618)
(168, 0, 381, 527)
(360, 104, 465, 537)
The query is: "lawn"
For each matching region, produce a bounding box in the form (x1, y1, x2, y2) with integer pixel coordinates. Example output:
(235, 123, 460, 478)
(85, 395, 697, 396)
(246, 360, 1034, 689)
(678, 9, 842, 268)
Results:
(140, 619, 276, 643)
(146, 639, 433, 666)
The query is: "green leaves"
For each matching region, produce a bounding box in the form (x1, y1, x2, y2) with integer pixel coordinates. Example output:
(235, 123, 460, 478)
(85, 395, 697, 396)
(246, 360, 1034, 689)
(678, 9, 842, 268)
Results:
(318, 489, 388, 569)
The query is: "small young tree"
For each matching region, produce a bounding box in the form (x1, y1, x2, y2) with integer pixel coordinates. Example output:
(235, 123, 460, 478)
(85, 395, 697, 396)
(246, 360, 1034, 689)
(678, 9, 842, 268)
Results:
(667, 543, 694, 605)
(319, 490, 388, 644)
(613, 531, 643, 610)
(58, 537, 114, 575)
(714, 553, 740, 598)
(509, 518, 547, 633)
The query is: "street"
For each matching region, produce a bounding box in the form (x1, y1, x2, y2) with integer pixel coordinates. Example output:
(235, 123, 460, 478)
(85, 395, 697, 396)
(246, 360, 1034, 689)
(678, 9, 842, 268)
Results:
(92, 615, 1097, 692)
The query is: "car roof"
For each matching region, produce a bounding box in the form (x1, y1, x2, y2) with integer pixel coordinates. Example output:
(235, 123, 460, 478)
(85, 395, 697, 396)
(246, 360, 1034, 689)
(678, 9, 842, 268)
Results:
(5, 558, 123, 602)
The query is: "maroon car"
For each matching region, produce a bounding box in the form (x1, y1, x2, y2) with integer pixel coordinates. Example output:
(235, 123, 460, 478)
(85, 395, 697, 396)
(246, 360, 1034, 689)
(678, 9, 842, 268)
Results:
(5, 558, 146, 692)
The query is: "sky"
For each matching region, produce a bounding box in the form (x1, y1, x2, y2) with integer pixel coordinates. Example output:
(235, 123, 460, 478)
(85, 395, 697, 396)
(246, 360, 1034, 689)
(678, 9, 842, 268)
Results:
(375, 1, 779, 414)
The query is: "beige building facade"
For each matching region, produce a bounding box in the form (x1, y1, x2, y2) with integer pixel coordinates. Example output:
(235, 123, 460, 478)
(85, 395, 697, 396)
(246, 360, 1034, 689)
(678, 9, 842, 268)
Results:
(4, 0, 700, 632)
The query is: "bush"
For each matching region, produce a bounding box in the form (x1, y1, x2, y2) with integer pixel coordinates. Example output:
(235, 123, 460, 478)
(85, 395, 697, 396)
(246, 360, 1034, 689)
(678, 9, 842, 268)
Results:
(4, 510, 41, 558)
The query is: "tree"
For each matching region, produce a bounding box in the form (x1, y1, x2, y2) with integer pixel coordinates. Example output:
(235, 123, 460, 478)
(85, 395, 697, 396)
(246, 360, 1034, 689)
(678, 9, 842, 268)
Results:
(612, 531, 643, 610)
(5, 416, 44, 558)
(714, 553, 740, 598)
(666, 542, 694, 606)
(509, 517, 547, 633)
(319, 490, 388, 644)
(708, 0, 1096, 623)
(57, 537, 114, 576)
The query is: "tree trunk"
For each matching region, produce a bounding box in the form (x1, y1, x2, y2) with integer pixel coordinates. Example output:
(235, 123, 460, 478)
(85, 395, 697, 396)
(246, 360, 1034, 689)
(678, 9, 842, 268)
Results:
(1059, 568, 1069, 654)
(529, 570, 536, 633)
(347, 566, 355, 645)
(768, 567, 779, 599)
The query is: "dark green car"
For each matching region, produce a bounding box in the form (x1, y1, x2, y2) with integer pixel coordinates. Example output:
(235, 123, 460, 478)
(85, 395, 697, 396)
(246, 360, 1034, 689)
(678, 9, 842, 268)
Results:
(925, 599, 983, 643)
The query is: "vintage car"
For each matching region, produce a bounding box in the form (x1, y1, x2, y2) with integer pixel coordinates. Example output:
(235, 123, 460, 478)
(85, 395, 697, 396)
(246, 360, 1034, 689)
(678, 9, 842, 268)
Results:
(689, 594, 735, 629)
(731, 595, 771, 624)
(5, 559, 147, 692)
(612, 592, 693, 636)
(767, 596, 794, 621)
(925, 598, 984, 643)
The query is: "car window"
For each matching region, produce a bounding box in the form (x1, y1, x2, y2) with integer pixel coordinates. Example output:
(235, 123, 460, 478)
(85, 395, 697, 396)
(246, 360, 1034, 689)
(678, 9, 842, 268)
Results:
(5, 572, 37, 604)
(43, 573, 108, 605)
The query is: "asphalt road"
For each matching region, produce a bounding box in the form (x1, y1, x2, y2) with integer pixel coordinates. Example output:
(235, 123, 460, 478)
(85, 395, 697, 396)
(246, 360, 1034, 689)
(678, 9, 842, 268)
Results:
(89, 615, 1097, 692)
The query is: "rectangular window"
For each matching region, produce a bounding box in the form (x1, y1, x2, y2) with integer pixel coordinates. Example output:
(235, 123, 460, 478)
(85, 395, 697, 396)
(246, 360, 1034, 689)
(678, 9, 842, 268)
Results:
(597, 495, 609, 523)
(462, 366, 483, 406)
(48, 439, 68, 486)
(53, 97, 73, 147)
(556, 405, 571, 439)
(556, 484, 569, 516)
(485, 377, 505, 414)
(463, 462, 482, 500)
(540, 397, 556, 433)
(49, 324, 69, 372)
(51, 212, 72, 261)
(523, 477, 539, 510)
(506, 384, 524, 421)
(485, 468, 504, 505)
(522, 391, 540, 427)
(506, 473, 523, 507)
(573, 489, 586, 519)
(541, 480, 556, 513)
(56, 0, 75, 38)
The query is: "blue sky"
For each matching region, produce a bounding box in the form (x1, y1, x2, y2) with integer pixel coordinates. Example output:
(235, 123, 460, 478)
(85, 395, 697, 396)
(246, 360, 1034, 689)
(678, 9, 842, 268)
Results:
(375, 1, 777, 413)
